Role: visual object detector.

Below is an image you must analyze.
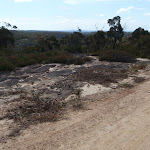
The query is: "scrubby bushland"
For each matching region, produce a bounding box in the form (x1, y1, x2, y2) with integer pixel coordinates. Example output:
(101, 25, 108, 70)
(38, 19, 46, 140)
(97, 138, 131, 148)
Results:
(37, 35, 60, 51)
(1, 17, 150, 72)
(85, 31, 106, 52)
(0, 47, 92, 71)
(60, 32, 84, 53)
(99, 50, 136, 63)
(51, 54, 86, 65)
(0, 27, 15, 48)
(0, 56, 15, 71)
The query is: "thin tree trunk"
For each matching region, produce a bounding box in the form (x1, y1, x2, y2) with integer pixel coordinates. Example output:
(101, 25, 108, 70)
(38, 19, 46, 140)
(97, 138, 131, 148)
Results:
(113, 38, 117, 49)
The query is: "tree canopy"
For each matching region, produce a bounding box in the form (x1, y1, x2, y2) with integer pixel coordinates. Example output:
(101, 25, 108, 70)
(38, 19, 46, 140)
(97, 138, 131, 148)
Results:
(107, 16, 124, 49)
(132, 27, 149, 50)
(0, 26, 15, 48)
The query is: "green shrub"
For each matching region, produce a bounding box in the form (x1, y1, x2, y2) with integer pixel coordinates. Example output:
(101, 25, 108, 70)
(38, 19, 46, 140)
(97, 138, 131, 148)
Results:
(24, 46, 38, 54)
(0, 57, 15, 71)
(99, 50, 136, 63)
(0, 49, 90, 72)
(10, 54, 35, 67)
(83, 56, 93, 62)
(73, 57, 85, 65)
(51, 54, 85, 65)
(52, 54, 68, 64)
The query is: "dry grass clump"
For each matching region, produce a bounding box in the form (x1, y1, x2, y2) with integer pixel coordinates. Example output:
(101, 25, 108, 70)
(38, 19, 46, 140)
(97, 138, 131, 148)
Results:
(70, 65, 129, 86)
(6, 95, 62, 123)
(134, 77, 146, 83)
(130, 63, 147, 72)
(120, 83, 134, 89)
(72, 89, 84, 110)
(1, 93, 63, 137)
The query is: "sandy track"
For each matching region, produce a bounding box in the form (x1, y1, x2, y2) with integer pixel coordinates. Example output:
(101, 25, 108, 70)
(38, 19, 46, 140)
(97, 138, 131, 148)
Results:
(1, 79, 150, 150)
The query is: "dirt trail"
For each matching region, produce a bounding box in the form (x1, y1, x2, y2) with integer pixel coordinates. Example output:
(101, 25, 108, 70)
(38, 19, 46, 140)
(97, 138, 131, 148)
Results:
(1, 79, 150, 150)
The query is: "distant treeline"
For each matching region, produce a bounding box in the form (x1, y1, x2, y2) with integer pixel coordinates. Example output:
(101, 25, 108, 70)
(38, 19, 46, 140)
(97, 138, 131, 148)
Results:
(0, 16, 150, 71)
(11, 30, 132, 48)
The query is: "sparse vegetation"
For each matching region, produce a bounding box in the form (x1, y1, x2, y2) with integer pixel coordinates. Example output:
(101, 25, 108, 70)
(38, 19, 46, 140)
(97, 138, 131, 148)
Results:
(70, 65, 129, 86)
(99, 50, 136, 63)
(73, 89, 84, 110)
(1, 17, 150, 72)
(130, 63, 147, 73)
(134, 77, 146, 83)
(1, 92, 63, 137)
(120, 83, 134, 89)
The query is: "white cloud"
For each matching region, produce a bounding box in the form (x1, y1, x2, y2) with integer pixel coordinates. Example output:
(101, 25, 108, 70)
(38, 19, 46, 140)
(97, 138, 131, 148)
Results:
(14, 0, 32, 2)
(135, 8, 144, 10)
(56, 16, 71, 24)
(123, 17, 136, 23)
(96, 14, 105, 17)
(64, 0, 120, 5)
(64, 0, 79, 5)
(99, 14, 104, 17)
(144, 13, 150, 16)
(117, 6, 134, 14)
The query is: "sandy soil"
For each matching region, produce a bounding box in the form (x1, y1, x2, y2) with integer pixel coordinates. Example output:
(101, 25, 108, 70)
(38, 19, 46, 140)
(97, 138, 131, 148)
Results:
(1, 77, 150, 150)
(1, 57, 150, 150)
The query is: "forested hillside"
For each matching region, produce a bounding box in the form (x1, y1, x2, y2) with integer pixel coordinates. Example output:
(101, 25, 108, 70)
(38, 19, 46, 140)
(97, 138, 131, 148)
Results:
(0, 16, 149, 71)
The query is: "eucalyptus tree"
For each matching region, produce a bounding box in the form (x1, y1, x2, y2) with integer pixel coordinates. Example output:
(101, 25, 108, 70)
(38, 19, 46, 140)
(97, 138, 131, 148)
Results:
(132, 27, 149, 50)
(107, 16, 124, 49)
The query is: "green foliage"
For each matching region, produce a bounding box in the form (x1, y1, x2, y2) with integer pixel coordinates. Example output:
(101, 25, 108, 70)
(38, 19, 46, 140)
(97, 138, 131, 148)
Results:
(139, 35, 150, 51)
(1, 18, 150, 72)
(0, 47, 92, 71)
(107, 16, 124, 49)
(99, 50, 136, 63)
(51, 54, 85, 65)
(132, 27, 149, 40)
(60, 32, 84, 53)
(11, 54, 36, 67)
(0, 57, 14, 71)
(85, 31, 106, 52)
(83, 56, 93, 62)
(0, 26, 14, 48)
(131, 27, 149, 51)
(37, 35, 60, 52)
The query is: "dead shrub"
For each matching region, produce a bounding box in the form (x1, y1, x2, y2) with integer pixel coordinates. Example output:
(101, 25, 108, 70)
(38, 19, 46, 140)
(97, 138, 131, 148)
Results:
(3, 93, 63, 137)
(131, 63, 147, 72)
(120, 83, 134, 88)
(70, 65, 129, 86)
(134, 77, 146, 83)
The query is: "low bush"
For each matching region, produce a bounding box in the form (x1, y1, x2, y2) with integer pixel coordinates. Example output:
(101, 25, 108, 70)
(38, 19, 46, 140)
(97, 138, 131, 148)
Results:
(0, 49, 90, 71)
(52, 54, 68, 64)
(83, 56, 93, 62)
(11, 54, 36, 67)
(131, 63, 147, 72)
(0, 93, 63, 137)
(0, 57, 14, 71)
(99, 50, 136, 63)
(52, 54, 85, 65)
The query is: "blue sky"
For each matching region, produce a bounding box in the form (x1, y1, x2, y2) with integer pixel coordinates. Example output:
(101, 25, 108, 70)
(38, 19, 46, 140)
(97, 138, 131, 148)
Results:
(0, 0, 150, 31)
